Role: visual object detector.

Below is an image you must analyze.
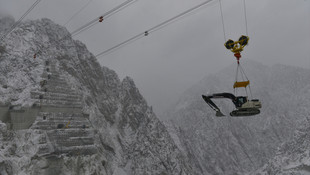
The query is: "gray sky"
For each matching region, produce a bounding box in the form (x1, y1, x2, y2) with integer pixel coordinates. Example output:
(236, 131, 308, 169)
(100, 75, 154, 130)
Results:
(0, 0, 309, 115)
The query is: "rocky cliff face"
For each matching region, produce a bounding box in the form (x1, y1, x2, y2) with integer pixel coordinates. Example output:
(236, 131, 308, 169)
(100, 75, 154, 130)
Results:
(165, 61, 310, 174)
(253, 117, 310, 175)
(0, 17, 191, 175)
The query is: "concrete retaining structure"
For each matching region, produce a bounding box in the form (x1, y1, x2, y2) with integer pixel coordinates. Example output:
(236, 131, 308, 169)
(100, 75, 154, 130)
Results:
(10, 107, 40, 130)
(0, 59, 97, 155)
(0, 105, 9, 122)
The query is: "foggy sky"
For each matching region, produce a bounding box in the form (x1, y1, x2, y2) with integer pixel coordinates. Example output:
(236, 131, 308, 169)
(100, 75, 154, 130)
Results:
(0, 0, 309, 115)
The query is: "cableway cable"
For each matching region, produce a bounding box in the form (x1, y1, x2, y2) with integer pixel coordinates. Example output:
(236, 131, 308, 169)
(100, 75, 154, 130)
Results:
(63, 0, 93, 27)
(70, 0, 136, 37)
(0, 0, 43, 42)
(71, 20, 98, 38)
(95, 0, 215, 58)
(34, 0, 136, 58)
(46, 0, 136, 45)
(219, 0, 249, 43)
(147, 0, 215, 34)
(243, 0, 249, 36)
(219, 0, 227, 42)
(96, 33, 145, 57)
(60, 0, 137, 40)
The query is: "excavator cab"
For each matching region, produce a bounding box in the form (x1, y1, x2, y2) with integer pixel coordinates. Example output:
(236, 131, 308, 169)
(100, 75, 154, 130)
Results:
(235, 96, 247, 107)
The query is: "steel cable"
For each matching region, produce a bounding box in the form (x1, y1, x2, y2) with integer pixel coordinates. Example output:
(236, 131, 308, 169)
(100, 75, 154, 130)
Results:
(96, 0, 215, 58)
(64, 0, 93, 27)
(35, 0, 137, 58)
(0, 0, 43, 42)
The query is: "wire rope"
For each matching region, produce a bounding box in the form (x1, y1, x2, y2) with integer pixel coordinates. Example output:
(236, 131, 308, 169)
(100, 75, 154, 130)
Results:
(63, 0, 93, 27)
(148, 0, 214, 34)
(240, 68, 249, 97)
(243, 0, 249, 36)
(219, 0, 227, 42)
(234, 64, 239, 95)
(70, 0, 136, 36)
(96, 0, 215, 58)
(95, 33, 145, 57)
(0, 0, 43, 42)
(103, 0, 137, 19)
(71, 22, 98, 37)
(239, 63, 252, 98)
(34, 0, 137, 58)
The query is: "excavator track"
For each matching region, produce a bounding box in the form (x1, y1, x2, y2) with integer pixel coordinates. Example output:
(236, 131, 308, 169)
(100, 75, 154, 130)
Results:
(230, 108, 260, 117)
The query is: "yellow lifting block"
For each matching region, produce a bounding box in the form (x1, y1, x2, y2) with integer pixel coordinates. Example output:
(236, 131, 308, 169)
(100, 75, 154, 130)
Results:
(225, 35, 249, 54)
(233, 80, 250, 88)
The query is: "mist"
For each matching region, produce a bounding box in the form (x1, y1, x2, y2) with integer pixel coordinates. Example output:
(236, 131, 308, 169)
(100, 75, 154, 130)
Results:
(1, 0, 309, 115)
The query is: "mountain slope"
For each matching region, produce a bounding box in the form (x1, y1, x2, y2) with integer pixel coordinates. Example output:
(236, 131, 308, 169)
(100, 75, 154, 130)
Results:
(0, 17, 192, 175)
(253, 116, 310, 175)
(165, 60, 310, 174)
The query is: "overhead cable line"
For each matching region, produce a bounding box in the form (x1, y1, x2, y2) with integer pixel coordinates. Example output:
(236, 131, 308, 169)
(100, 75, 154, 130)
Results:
(0, 0, 43, 42)
(219, 0, 227, 42)
(70, 0, 136, 37)
(71, 22, 98, 37)
(63, 0, 93, 27)
(95, 0, 215, 58)
(54, 0, 136, 41)
(219, 0, 249, 42)
(34, 0, 137, 58)
(243, 0, 249, 36)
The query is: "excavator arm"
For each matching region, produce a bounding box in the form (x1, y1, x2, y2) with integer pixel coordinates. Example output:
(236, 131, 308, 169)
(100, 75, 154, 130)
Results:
(202, 95, 224, 116)
(202, 93, 238, 117)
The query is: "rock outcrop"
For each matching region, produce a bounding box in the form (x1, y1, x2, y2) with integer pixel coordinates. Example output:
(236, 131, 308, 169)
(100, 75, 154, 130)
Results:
(0, 17, 191, 175)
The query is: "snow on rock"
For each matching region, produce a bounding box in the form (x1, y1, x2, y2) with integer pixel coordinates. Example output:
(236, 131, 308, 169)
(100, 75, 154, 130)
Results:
(253, 116, 310, 175)
(165, 60, 310, 174)
(0, 17, 191, 174)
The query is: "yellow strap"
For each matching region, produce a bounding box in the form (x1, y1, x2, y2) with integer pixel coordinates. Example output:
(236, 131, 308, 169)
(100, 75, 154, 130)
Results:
(233, 80, 250, 88)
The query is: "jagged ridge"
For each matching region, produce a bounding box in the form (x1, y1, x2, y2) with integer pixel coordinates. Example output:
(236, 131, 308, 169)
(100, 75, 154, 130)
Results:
(0, 16, 192, 175)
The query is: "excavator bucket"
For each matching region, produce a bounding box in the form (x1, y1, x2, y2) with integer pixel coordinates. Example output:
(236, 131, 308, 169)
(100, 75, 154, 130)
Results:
(216, 111, 225, 117)
(202, 95, 226, 117)
(233, 80, 249, 88)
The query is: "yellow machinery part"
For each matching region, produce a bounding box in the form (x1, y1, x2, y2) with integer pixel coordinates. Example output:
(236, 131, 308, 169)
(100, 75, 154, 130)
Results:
(230, 40, 246, 53)
(233, 80, 250, 88)
(225, 36, 249, 54)
(65, 121, 70, 128)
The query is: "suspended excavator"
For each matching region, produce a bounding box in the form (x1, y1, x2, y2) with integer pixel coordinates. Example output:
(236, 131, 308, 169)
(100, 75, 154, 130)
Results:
(202, 35, 262, 117)
(202, 93, 261, 117)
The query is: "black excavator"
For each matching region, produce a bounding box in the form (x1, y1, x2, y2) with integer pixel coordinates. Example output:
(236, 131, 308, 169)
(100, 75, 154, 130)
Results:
(202, 93, 261, 117)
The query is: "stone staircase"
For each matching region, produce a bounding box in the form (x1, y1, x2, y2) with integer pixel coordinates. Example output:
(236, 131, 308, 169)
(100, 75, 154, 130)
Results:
(30, 60, 97, 156)
(31, 60, 82, 109)
(33, 112, 97, 156)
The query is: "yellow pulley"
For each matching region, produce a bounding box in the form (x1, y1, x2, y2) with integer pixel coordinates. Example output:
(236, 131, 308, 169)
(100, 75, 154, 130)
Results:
(224, 35, 249, 63)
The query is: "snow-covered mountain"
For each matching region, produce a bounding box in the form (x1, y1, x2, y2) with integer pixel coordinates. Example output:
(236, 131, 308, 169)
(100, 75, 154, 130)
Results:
(0, 17, 192, 175)
(254, 117, 310, 175)
(2, 15, 310, 175)
(165, 60, 310, 174)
